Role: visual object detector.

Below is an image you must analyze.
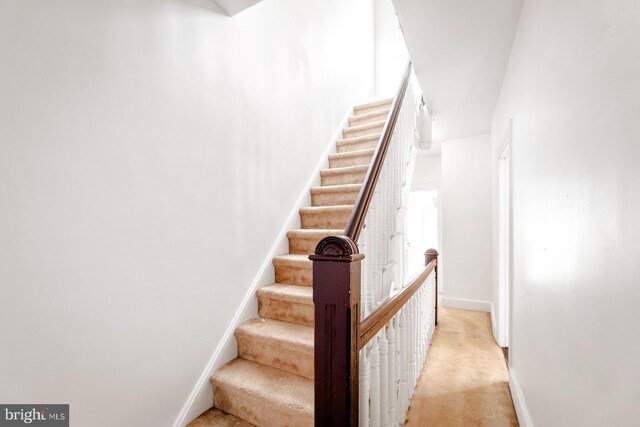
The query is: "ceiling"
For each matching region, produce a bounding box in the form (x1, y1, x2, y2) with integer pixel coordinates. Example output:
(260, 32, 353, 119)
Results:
(393, 0, 523, 142)
(214, 0, 263, 16)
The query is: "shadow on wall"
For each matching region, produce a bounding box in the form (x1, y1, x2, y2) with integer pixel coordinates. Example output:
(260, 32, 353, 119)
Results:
(174, 0, 227, 15)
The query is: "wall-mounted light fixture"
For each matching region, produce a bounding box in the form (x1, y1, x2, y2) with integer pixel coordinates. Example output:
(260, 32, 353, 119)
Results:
(414, 96, 432, 151)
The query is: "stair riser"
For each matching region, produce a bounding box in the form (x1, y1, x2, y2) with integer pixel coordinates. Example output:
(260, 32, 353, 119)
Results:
(274, 263, 312, 286)
(343, 123, 385, 139)
(289, 235, 333, 255)
(213, 382, 313, 427)
(321, 170, 367, 186)
(258, 297, 314, 326)
(311, 189, 360, 207)
(336, 138, 378, 153)
(329, 151, 374, 169)
(300, 211, 350, 230)
(187, 409, 251, 427)
(355, 102, 393, 116)
(236, 332, 313, 379)
(348, 110, 389, 127)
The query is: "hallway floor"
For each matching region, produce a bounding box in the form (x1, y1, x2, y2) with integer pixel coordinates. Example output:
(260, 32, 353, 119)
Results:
(405, 308, 518, 426)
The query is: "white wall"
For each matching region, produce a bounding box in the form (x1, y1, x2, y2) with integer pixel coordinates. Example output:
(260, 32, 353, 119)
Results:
(410, 153, 442, 274)
(491, 0, 640, 425)
(411, 153, 441, 192)
(0, 1, 375, 426)
(374, 0, 409, 98)
(440, 134, 492, 311)
(406, 190, 439, 276)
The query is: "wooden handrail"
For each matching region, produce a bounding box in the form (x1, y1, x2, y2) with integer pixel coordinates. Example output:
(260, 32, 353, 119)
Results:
(359, 259, 436, 349)
(344, 61, 413, 242)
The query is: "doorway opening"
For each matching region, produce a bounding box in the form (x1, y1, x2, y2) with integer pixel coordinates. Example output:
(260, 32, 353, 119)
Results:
(406, 190, 439, 278)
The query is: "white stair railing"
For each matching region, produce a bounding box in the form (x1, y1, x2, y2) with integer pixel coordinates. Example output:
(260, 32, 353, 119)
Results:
(359, 69, 421, 319)
(359, 272, 436, 427)
(310, 62, 439, 427)
(357, 68, 436, 426)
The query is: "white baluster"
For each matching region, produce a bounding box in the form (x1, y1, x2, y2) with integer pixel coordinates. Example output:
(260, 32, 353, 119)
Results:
(377, 183, 384, 305)
(424, 285, 429, 342)
(370, 337, 381, 427)
(379, 329, 389, 427)
(361, 226, 372, 318)
(387, 318, 398, 425)
(416, 292, 422, 369)
(415, 294, 421, 371)
(419, 287, 426, 365)
(397, 308, 408, 423)
(411, 296, 418, 392)
(360, 346, 370, 427)
(408, 299, 416, 394)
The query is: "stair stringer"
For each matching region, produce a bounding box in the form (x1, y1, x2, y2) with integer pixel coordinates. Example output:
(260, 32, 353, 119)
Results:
(173, 107, 353, 427)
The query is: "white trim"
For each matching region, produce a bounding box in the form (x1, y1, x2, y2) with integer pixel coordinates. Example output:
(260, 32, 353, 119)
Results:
(497, 119, 512, 159)
(172, 108, 352, 427)
(440, 296, 492, 312)
(509, 367, 534, 427)
(490, 302, 498, 339)
(496, 118, 513, 348)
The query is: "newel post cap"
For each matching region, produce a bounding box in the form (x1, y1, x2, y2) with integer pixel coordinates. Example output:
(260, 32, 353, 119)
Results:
(424, 248, 439, 264)
(309, 235, 364, 262)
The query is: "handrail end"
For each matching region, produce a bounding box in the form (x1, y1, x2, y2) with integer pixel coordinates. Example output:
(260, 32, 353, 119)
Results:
(309, 235, 363, 262)
(424, 248, 439, 256)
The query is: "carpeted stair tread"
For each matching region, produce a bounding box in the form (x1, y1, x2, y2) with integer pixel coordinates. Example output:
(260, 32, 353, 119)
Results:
(342, 120, 386, 139)
(299, 205, 354, 230)
(257, 283, 313, 303)
(187, 408, 254, 427)
(320, 164, 369, 176)
(335, 133, 381, 153)
(236, 318, 314, 379)
(354, 97, 394, 115)
(272, 253, 312, 265)
(348, 108, 390, 126)
(310, 183, 361, 207)
(287, 228, 344, 238)
(272, 254, 313, 286)
(256, 284, 314, 326)
(329, 148, 376, 168)
(320, 164, 369, 186)
(212, 359, 314, 427)
(310, 183, 362, 195)
(287, 229, 344, 255)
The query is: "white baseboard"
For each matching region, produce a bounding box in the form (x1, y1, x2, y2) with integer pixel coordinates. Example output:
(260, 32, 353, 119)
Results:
(172, 108, 352, 427)
(440, 296, 492, 312)
(509, 367, 533, 427)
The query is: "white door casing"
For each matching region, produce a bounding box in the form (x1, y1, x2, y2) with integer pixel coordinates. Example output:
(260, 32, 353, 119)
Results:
(497, 119, 512, 349)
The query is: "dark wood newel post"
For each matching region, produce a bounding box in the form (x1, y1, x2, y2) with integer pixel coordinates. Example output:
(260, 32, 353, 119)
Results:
(310, 236, 363, 427)
(425, 249, 439, 326)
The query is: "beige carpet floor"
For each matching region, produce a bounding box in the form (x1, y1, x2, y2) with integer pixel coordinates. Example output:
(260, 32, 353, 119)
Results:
(404, 308, 518, 427)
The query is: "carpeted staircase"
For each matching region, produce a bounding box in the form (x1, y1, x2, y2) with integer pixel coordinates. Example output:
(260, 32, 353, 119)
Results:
(188, 98, 393, 427)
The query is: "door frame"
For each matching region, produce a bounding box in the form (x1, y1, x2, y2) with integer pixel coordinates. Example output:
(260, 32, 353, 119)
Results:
(497, 119, 513, 350)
